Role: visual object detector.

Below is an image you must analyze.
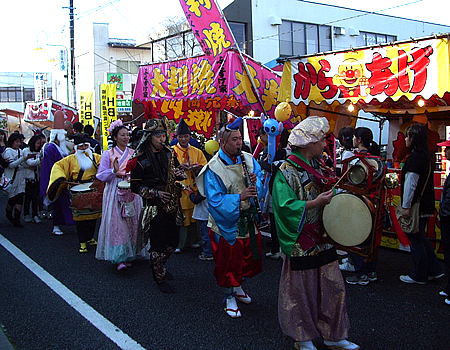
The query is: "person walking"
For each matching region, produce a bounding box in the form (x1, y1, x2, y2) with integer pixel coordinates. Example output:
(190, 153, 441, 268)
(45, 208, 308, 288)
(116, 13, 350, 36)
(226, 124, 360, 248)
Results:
(3, 133, 34, 227)
(95, 120, 144, 271)
(22, 135, 43, 224)
(271, 116, 359, 350)
(130, 118, 186, 293)
(197, 117, 264, 318)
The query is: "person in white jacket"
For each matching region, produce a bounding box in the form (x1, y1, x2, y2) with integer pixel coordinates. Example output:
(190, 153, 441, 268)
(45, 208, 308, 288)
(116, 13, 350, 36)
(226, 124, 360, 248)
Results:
(22, 135, 43, 224)
(2, 133, 33, 227)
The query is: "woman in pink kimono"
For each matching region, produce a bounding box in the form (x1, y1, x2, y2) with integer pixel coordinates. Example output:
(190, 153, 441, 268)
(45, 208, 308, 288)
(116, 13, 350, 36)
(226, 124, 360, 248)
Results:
(95, 120, 145, 271)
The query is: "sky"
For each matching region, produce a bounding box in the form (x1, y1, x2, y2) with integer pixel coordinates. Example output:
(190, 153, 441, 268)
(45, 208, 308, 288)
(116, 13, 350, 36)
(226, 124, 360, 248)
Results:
(2, 0, 447, 72)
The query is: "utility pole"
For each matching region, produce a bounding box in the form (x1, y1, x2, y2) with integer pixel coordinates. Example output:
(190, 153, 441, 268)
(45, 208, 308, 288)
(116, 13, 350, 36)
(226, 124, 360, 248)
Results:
(69, 0, 76, 109)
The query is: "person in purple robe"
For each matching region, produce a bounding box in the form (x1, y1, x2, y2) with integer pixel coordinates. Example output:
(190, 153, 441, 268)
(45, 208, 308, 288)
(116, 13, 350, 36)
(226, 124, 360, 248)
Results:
(40, 111, 75, 235)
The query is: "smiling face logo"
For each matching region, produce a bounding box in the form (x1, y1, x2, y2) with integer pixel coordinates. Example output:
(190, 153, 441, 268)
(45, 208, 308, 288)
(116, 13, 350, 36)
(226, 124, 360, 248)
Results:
(333, 58, 369, 98)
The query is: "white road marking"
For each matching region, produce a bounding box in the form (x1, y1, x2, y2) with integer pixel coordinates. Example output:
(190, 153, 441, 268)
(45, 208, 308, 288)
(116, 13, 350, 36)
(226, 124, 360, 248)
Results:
(0, 235, 146, 350)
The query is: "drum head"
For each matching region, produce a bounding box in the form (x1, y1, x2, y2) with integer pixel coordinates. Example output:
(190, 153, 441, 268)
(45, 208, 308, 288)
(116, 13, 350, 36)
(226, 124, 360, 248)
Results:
(117, 180, 131, 189)
(70, 183, 93, 192)
(323, 193, 373, 246)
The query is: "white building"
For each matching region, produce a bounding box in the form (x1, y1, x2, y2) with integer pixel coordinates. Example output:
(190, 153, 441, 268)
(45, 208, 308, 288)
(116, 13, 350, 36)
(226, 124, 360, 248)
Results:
(223, 0, 450, 69)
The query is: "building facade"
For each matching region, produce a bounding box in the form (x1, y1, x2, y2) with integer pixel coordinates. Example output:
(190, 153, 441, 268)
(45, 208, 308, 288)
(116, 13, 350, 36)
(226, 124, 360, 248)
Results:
(223, 0, 450, 68)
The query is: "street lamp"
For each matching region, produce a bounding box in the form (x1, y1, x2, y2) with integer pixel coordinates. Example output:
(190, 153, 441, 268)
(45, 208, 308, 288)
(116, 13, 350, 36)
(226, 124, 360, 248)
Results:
(34, 36, 70, 106)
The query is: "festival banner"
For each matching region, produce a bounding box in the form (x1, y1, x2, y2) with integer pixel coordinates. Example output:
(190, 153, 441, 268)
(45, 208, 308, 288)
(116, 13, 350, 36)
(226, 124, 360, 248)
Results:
(24, 100, 78, 123)
(279, 37, 450, 108)
(133, 49, 280, 137)
(79, 92, 95, 127)
(179, 0, 235, 57)
(100, 84, 117, 150)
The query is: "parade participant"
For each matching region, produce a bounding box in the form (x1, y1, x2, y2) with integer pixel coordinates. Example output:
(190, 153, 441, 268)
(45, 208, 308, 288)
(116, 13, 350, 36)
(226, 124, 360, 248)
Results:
(197, 117, 264, 318)
(95, 120, 144, 270)
(3, 133, 34, 227)
(271, 116, 359, 350)
(130, 118, 186, 293)
(23, 135, 43, 224)
(40, 111, 75, 235)
(84, 124, 101, 155)
(399, 124, 444, 284)
(172, 118, 207, 253)
(47, 133, 102, 253)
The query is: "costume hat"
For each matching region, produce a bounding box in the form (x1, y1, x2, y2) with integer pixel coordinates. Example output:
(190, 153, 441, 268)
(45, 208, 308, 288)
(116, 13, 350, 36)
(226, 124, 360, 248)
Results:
(288, 116, 329, 147)
(53, 110, 66, 129)
(144, 118, 167, 134)
(176, 118, 191, 135)
(72, 133, 90, 145)
(226, 117, 243, 131)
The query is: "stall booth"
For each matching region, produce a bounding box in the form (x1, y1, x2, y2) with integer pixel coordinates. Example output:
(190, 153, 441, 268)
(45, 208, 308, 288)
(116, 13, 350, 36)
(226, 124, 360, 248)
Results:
(23, 99, 79, 139)
(278, 33, 450, 259)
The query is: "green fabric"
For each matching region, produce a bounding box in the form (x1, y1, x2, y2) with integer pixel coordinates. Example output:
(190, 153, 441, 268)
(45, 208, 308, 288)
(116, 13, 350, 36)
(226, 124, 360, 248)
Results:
(272, 163, 307, 258)
(238, 207, 260, 260)
(286, 149, 311, 167)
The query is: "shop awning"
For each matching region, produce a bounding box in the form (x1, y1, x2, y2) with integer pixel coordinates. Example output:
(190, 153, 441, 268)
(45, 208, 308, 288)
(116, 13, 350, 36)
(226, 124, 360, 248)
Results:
(278, 34, 450, 123)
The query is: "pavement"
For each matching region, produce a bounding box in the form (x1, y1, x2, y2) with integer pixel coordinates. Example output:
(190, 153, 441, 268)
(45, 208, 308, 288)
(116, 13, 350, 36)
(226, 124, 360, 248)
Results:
(1, 191, 450, 349)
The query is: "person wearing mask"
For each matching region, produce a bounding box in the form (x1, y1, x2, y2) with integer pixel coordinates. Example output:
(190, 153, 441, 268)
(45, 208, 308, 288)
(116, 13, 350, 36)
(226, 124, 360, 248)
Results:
(47, 133, 102, 253)
(23, 135, 43, 224)
(271, 116, 359, 350)
(399, 124, 444, 284)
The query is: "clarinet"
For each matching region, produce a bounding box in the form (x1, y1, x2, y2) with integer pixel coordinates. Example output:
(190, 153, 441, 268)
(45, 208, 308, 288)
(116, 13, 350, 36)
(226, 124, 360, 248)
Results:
(238, 149, 264, 222)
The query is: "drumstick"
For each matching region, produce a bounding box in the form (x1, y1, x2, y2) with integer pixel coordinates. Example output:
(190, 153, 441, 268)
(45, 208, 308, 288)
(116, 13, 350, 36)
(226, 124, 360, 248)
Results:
(331, 165, 352, 190)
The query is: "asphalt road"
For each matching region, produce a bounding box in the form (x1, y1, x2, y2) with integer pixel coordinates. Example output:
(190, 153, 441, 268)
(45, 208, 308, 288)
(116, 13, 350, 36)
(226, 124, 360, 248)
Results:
(0, 192, 450, 350)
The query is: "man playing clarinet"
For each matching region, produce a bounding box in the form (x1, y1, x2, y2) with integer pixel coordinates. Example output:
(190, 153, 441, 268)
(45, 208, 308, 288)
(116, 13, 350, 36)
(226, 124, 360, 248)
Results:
(197, 117, 264, 318)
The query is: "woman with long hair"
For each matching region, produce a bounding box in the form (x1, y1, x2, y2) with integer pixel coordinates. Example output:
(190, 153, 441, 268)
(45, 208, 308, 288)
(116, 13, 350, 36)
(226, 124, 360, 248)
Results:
(2, 133, 33, 227)
(22, 135, 43, 224)
(338, 126, 355, 161)
(399, 124, 443, 284)
(341, 126, 381, 285)
(353, 127, 380, 156)
(95, 120, 145, 271)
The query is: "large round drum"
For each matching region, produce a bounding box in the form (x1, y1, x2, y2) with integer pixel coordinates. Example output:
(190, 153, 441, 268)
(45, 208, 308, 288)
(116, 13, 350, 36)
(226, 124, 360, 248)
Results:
(70, 182, 94, 193)
(322, 193, 374, 246)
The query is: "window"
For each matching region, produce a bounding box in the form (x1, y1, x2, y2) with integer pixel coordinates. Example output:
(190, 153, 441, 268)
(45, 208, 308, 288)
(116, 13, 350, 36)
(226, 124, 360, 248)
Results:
(228, 22, 246, 52)
(0, 87, 44, 102)
(356, 31, 397, 47)
(116, 60, 141, 74)
(279, 20, 332, 57)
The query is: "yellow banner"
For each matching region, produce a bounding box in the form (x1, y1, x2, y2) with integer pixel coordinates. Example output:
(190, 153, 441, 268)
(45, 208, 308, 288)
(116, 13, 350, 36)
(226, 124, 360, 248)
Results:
(79, 92, 94, 127)
(100, 84, 117, 150)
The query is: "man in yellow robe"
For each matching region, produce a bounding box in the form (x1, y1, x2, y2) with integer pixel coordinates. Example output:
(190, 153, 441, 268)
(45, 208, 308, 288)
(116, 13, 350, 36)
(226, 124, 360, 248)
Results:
(47, 133, 102, 253)
(172, 118, 207, 253)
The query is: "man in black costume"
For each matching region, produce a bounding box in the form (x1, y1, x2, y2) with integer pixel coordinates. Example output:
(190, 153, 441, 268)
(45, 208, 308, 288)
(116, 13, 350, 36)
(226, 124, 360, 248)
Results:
(130, 118, 186, 293)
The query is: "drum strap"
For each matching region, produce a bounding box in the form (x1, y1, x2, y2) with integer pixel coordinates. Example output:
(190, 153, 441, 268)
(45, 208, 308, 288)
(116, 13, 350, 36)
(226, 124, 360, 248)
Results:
(287, 154, 335, 188)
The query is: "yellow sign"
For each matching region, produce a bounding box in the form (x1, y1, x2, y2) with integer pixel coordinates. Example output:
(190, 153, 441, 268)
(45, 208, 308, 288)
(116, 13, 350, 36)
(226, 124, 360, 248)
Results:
(100, 84, 117, 150)
(79, 92, 94, 127)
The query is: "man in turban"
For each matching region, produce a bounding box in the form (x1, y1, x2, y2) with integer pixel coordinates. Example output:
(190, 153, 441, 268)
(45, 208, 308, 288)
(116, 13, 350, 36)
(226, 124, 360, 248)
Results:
(197, 117, 264, 318)
(271, 116, 359, 350)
